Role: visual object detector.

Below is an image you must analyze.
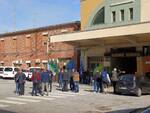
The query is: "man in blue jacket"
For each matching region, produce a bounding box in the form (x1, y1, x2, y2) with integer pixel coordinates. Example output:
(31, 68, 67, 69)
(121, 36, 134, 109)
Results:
(41, 68, 50, 96)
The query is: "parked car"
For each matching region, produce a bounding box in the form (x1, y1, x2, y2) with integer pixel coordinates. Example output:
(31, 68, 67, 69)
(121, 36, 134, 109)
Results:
(115, 73, 150, 96)
(27, 67, 41, 80)
(0, 66, 5, 78)
(3, 66, 20, 79)
(130, 106, 150, 113)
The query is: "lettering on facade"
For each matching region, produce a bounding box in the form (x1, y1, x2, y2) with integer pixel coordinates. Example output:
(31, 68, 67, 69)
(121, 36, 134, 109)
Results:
(145, 61, 150, 65)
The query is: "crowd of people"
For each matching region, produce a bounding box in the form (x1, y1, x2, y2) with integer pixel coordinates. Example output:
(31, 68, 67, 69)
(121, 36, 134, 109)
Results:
(14, 66, 119, 96)
(14, 66, 80, 96)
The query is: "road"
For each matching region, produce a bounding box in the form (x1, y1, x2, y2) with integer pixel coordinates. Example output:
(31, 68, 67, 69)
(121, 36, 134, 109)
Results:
(0, 79, 149, 113)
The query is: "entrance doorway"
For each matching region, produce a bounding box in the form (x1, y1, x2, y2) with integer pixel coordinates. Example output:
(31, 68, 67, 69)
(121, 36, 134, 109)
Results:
(111, 57, 137, 74)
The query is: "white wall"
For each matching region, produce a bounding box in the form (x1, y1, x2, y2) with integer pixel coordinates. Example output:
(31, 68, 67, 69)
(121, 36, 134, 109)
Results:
(141, 0, 150, 22)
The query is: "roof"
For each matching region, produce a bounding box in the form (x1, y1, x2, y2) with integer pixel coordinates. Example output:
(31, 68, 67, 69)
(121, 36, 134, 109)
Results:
(0, 21, 80, 38)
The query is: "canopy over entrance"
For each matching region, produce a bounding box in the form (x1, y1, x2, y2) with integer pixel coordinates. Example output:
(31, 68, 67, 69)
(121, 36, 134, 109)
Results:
(50, 22, 150, 48)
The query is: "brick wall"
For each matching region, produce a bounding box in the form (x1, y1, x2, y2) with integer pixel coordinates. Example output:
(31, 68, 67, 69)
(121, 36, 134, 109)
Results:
(0, 22, 80, 68)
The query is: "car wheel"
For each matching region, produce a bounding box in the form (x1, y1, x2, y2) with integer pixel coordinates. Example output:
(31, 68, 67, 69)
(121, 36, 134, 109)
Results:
(136, 88, 142, 97)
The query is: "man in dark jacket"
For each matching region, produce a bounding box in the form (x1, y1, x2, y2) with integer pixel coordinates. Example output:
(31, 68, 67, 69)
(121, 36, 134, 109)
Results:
(41, 68, 50, 96)
(62, 66, 70, 91)
(18, 69, 26, 95)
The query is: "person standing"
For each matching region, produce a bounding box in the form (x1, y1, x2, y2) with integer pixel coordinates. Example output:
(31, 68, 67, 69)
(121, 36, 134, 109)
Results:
(62, 66, 70, 91)
(31, 70, 40, 96)
(41, 68, 50, 96)
(48, 70, 53, 92)
(18, 69, 26, 95)
(58, 69, 63, 88)
(93, 70, 99, 93)
(14, 70, 20, 95)
(111, 68, 118, 94)
(72, 69, 80, 93)
(70, 70, 75, 91)
(101, 69, 111, 94)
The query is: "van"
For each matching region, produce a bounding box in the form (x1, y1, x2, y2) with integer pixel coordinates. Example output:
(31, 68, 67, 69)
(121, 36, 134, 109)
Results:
(3, 66, 20, 79)
(0, 66, 4, 78)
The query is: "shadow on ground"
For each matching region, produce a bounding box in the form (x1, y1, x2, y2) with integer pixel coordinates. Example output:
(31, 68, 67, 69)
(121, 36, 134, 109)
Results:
(83, 108, 135, 113)
(0, 110, 17, 113)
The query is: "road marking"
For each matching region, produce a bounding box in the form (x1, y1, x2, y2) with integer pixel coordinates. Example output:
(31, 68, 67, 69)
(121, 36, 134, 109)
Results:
(47, 95, 66, 98)
(0, 100, 25, 105)
(0, 104, 9, 108)
(7, 97, 41, 103)
(52, 92, 86, 96)
(49, 93, 75, 97)
(21, 96, 54, 101)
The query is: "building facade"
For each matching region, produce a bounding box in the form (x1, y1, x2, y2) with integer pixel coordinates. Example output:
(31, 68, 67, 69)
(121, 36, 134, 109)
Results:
(0, 21, 80, 68)
(51, 0, 150, 75)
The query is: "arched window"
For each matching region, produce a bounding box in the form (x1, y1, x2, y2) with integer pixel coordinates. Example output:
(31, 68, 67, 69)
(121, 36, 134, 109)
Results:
(92, 7, 105, 25)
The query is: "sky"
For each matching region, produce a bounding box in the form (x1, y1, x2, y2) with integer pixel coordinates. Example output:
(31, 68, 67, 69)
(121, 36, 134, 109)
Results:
(0, 0, 80, 33)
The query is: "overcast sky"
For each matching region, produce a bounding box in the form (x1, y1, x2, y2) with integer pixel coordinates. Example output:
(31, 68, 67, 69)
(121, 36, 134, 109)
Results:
(0, 0, 80, 33)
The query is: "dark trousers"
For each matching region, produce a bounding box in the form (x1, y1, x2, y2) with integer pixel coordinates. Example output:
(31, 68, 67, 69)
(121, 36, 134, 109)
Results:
(49, 81, 52, 92)
(19, 83, 25, 95)
(112, 81, 117, 93)
(32, 82, 38, 95)
(62, 80, 68, 91)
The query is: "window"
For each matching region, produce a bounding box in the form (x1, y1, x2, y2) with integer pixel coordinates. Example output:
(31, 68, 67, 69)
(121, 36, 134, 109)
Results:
(120, 9, 125, 21)
(92, 7, 105, 25)
(143, 46, 150, 56)
(129, 8, 133, 20)
(112, 11, 116, 22)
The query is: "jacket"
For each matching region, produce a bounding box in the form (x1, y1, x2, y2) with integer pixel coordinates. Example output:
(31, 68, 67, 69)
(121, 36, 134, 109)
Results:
(73, 71, 80, 82)
(41, 71, 50, 83)
(62, 71, 70, 81)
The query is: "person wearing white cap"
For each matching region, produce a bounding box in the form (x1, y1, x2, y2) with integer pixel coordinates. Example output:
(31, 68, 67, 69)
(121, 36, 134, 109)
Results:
(111, 68, 118, 94)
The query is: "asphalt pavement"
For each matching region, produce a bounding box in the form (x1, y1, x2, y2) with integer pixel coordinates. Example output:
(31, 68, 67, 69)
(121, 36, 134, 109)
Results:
(0, 79, 149, 113)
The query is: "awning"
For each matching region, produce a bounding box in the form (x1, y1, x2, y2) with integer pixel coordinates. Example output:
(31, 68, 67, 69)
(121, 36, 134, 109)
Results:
(50, 22, 150, 47)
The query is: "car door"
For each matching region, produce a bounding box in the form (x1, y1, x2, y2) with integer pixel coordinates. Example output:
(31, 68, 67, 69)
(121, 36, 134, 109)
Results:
(140, 73, 150, 93)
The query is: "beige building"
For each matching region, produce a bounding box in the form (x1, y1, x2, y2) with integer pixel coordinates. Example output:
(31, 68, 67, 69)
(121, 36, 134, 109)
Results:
(51, 0, 150, 75)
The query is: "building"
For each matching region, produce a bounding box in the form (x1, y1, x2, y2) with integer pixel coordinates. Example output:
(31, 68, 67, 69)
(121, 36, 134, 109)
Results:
(0, 21, 80, 68)
(51, 0, 150, 75)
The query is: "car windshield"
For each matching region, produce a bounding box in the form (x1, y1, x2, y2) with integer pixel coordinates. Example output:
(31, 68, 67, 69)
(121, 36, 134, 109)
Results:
(0, 68, 4, 71)
(142, 108, 150, 113)
(119, 75, 134, 82)
(4, 68, 13, 72)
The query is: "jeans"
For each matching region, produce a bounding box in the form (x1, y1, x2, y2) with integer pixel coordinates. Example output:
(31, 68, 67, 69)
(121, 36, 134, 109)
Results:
(19, 83, 25, 95)
(93, 80, 97, 92)
(15, 82, 19, 94)
(41, 82, 49, 95)
(62, 80, 68, 91)
(74, 81, 79, 92)
(32, 82, 38, 95)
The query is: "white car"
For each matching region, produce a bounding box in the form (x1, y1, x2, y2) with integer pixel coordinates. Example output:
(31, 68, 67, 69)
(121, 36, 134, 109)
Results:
(3, 66, 20, 79)
(0, 66, 5, 78)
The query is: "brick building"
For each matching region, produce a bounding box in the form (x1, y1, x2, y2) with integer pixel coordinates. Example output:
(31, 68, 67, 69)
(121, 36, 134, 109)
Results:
(0, 21, 80, 68)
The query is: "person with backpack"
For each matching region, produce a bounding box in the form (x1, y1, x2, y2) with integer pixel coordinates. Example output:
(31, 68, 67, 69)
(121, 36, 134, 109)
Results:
(101, 68, 111, 94)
